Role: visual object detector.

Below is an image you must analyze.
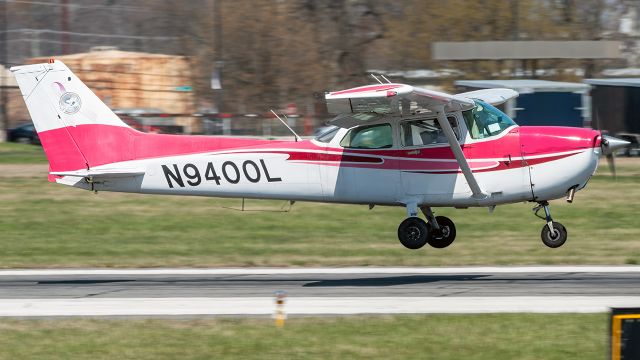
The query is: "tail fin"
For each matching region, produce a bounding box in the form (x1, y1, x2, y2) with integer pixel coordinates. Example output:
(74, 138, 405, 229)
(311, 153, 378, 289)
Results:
(11, 61, 134, 174)
(12, 60, 273, 182)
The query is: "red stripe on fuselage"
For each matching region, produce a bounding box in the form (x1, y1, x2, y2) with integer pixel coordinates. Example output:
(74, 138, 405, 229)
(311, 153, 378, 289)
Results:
(39, 124, 599, 176)
(39, 124, 288, 172)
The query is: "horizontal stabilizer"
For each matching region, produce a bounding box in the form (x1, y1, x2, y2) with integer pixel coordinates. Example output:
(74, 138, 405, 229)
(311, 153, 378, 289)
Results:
(51, 168, 145, 178)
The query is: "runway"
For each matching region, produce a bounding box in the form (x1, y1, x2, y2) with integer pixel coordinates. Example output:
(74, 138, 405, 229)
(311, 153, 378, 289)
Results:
(0, 266, 639, 316)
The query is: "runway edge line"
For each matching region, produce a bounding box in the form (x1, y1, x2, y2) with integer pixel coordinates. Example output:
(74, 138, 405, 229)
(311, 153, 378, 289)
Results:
(2, 296, 640, 316)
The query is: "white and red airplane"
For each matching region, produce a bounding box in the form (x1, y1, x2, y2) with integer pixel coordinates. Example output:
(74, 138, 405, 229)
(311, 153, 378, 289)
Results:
(11, 60, 629, 250)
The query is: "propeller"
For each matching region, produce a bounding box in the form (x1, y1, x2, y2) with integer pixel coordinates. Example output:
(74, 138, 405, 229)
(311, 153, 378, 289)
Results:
(593, 105, 629, 177)
(601, 135, 631, 178)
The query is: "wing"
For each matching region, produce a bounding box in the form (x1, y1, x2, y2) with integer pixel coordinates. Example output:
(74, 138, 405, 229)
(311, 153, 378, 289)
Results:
(325, 83, 475, 114)
(455, 88, 518, 106)
(325, 83, 518, 114)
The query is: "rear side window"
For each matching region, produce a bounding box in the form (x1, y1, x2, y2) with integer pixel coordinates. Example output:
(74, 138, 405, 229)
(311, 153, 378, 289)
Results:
(340, 123, 393, 149)
(401, 117, 459, 147)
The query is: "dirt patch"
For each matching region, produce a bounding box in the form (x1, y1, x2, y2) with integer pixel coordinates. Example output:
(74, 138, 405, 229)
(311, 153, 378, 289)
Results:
(0, 164, 49, 178)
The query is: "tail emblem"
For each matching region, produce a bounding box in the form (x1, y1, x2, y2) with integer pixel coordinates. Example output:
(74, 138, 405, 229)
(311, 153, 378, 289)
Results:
(59, 92, 82, 114)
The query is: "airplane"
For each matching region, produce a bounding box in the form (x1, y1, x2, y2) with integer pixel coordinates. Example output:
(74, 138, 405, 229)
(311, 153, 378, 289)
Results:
(11, 60, 629, 250)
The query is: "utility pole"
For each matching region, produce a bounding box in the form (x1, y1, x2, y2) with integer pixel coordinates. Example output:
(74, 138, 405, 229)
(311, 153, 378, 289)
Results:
(0, 0, 8, 141)
(212, 0, 224, 114)
(61, 0, 70, 54)
(510, 0, 521, 77)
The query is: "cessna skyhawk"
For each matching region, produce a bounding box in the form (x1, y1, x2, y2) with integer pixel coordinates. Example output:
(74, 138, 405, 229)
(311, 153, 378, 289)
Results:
(11, 61, 628, 250)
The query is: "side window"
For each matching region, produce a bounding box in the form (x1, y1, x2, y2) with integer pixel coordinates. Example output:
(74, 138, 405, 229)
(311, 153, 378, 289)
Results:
(340, 123, 393, 149)
(401, 117, 459, 147)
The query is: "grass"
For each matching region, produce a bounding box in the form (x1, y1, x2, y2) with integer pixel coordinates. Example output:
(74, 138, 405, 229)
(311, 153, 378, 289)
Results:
(0, 142, 47, 164)
(0, 149, 639, 267)
(0, 146, 624, 359)
(0, 314, 607, 359)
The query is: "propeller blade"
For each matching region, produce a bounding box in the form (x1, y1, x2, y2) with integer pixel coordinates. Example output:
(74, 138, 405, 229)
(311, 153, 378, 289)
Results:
(606, 153, 616, 178)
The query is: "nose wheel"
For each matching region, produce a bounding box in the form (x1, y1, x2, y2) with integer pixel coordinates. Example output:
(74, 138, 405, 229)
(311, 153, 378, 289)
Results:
(541, 221, 567, 248)
(533, 202, 568, 248)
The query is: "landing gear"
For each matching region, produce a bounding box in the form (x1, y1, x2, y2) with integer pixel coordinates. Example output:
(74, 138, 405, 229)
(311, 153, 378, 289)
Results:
(398, 217, 429, 249)
(533, 201, 568, 248)
(541, 221, 567, 248)
(421, 207, 456, 249)
(428, 216, 457, 249)
(397, 204, 457, 250)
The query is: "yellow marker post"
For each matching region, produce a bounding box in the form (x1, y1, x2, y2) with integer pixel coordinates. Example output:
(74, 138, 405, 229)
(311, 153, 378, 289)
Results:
(610, 308, 640, 360)
(274, 290, 287, 328)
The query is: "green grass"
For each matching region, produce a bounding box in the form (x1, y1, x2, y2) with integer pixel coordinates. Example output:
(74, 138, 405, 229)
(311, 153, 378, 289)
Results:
(0, 142, 47, 164)
(0, 158, 639, 268)
(0, 314, 607, 359)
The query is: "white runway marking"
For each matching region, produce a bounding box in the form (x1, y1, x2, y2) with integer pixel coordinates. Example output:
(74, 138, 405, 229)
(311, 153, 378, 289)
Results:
(1, 265, 639, 276)
(1, 296, 639, 317)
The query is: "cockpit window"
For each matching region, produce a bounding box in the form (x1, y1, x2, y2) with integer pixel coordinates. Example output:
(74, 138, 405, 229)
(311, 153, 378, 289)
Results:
(463, 100, 516, 139)
(340, 123, 393, 149)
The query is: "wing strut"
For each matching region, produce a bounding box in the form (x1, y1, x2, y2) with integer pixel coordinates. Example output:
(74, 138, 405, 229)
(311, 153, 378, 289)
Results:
(436, 106, 487, 200)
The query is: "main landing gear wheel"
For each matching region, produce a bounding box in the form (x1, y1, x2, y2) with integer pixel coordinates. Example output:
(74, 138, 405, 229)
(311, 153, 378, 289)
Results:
(398, 217, 429, 249)
(428, 216, 456, 249)
(541, 221, 567, 248)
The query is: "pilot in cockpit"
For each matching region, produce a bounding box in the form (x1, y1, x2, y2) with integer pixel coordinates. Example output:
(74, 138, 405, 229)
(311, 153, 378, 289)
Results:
(403, 117, 459, 147)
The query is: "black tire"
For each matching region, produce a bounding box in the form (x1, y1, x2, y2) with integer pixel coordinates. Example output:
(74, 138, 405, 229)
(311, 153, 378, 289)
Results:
(428, 216, 457, 249)
(398, 217, 429, 250)
(541, 222, 567, 248)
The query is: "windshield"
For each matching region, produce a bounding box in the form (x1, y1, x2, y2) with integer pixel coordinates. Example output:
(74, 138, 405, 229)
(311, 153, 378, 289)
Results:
(315, 125, 339, 143)
(462, 100, 516, 139)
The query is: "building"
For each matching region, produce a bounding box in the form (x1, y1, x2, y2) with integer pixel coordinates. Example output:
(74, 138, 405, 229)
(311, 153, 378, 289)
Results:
(455, 80, 590, 127)
(1, 64, 31, 132)
(583, 78, 640, 134)
(29, 47, 199, 133)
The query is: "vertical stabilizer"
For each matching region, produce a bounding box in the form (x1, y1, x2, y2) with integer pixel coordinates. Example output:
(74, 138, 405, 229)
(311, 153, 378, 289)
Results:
(11, 61, 133, 174)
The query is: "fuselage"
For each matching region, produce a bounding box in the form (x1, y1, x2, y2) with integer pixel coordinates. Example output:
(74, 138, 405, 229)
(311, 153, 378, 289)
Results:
(58, 111, 601, 208)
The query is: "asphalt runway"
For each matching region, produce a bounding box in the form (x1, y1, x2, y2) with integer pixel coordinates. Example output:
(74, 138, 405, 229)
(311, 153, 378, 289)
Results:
(2, 267, 640, 299)
(1, 266, 639, 316)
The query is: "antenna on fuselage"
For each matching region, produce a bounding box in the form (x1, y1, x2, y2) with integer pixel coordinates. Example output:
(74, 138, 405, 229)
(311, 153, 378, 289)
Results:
(270, 110, 301, 142)
(379, 74, 392, 84)
(370, 74, 383, 84)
